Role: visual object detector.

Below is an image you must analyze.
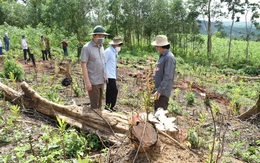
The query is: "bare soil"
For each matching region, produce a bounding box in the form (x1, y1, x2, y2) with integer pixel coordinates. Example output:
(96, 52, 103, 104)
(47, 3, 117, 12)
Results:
(0, 57, 259, 163)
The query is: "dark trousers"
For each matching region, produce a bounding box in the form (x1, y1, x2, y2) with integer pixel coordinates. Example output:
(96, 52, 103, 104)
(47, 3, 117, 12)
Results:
(23, 49, 28, 60)
(154, 95, 169, 111)
(42, 50, 48, 61)
(5, 43, 9, 51)
(46, 49, 52, 59)
(105, 79, 118, 109)
(28, 48, 36, 67)
(63, 47, 68, 56)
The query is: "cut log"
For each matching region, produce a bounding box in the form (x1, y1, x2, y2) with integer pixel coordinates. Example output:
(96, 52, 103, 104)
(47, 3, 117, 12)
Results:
(0, 81, 186, 151)
(129, 121, 158, 152)
(0, 81, 129, 143)
(238, 94, 260, 120)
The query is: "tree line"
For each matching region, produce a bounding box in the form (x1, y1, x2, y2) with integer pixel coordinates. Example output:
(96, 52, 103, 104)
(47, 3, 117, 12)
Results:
(0, 0, 260, 63)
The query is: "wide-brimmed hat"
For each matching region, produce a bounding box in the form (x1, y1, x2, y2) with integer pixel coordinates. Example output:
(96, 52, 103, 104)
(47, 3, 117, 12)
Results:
(151, 35, 170, 46)
(90, 25, 109, 35)
(109, 36, 123, 45)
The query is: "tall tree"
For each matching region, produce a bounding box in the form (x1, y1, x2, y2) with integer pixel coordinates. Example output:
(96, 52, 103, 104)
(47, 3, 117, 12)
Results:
(41, 0, 94, 39)
(222, 0, 244, 62)
(243, 1, 260, 60)
(188, 0, 223, 61)
(214, 21, 227, 38)
(107, 0, 123, 36)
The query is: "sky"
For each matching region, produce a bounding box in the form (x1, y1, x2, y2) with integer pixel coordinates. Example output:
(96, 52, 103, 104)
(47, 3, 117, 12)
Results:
(209, 0, 260, 22)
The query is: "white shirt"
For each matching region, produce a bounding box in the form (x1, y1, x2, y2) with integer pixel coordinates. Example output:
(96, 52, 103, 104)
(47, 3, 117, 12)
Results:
(21, 38, 28, 50)
(105, 46, 117, 79)
(0, 40, 2, 47)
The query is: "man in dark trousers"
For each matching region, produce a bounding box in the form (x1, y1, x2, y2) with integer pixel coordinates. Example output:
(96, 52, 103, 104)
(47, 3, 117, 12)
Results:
(3, 32, 10, 52)
(151, 35, 176, 111)
(104, 36, 123, 111)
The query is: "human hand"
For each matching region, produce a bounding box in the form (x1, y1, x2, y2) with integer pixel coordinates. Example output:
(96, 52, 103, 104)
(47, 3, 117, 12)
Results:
(85, 81, 92, 91)
(153, 91, 161, 100)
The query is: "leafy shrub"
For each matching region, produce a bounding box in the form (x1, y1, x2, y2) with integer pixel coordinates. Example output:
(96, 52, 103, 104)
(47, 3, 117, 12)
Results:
(168, 100, 183, 115)
(185, 91, 195, 106)
(64, 129, 88, 157)
(3, 56, 24, 82)
(187, 129, 199, 148)
(242, 65, 260, 76)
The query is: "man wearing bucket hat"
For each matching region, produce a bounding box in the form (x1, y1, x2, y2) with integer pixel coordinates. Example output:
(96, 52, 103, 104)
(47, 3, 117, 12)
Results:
(104, 36, 123, 112)
(81, 25, 109, 112)
(151, 35, 176, 111)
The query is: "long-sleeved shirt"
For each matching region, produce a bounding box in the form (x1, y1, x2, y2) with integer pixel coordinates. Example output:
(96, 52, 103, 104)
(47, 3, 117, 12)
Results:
(154, 49, 176, 98)
(4, 36, 9, 44)
(105, 46, 117, 79)
(39, 39, 46, 50)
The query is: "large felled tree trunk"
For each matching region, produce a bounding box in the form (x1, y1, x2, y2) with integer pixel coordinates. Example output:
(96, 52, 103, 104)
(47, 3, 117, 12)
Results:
(238, 94, 260, 120)
(0, 81, 129, 142)
(0, 81, 159, 148)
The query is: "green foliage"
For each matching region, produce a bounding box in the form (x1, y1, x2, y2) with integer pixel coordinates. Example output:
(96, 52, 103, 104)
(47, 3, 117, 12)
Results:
(168, 100, 183, 115)
(3, 56, 24, 82)
(136, 57, 156, 113)
(185, 91, 195, 106)
(64, 129, 89, 157)
(77, 155, 93, 163)
(11, 105, 20, 117)
(86, 132, 102, 150)
(229, 141, 246, 158)
(187, 129, 199, 148)
(198, 113, 206, 126)
(72, 82, 82, 97)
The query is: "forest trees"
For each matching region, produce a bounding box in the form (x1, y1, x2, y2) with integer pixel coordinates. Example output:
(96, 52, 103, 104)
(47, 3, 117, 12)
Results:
(0, 0, 259, 63)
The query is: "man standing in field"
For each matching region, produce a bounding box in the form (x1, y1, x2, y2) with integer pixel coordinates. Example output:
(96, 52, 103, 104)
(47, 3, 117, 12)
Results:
(3, 32, 10, 52)
(151, 35, 176, 111)
(104, 36, 123, 112)
(39, 35, 48, 61)
(21, 35, 29, 63)
(81, 25, 109, 112)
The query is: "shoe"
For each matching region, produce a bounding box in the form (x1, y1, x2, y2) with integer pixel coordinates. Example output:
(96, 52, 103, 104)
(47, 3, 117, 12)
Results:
(104, 107, 117, 112)
(110, 107, 117, 112)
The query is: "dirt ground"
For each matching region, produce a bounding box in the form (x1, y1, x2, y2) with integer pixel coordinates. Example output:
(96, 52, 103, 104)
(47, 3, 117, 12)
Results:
(0, 56, 259, 163)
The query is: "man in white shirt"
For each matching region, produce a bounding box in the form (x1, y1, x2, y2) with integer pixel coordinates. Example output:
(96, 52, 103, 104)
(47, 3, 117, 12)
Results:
(104, 36, 123, 111)
(21, 35, 29, 61)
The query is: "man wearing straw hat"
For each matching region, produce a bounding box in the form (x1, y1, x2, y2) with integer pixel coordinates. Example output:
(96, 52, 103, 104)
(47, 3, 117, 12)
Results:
(151, 35, 176, 111)
(104, 36, 123, 112)
(81, 25, 109, 111)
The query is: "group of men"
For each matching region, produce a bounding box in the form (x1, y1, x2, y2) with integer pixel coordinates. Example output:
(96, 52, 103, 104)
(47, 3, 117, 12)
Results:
(39, 35, 52, 61)
(20, 35, 51, 66)
(80, 25, 176, 113)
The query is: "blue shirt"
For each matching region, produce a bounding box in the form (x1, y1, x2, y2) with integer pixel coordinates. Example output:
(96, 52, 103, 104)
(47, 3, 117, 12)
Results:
(105, 46, 117, 79)
(4, 36, 10, 44)
(154, 49, 176, 98)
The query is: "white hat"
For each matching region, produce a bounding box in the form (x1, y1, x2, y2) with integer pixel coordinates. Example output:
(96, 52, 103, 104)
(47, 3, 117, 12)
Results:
(151, 35, 170, 46)
(109, 36, 123, 45)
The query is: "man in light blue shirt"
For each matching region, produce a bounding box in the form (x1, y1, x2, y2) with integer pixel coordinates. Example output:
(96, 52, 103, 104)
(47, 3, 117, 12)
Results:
(105, 36, 123, 111)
